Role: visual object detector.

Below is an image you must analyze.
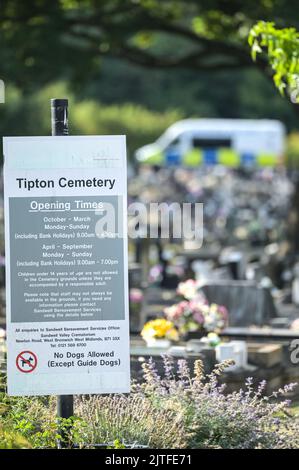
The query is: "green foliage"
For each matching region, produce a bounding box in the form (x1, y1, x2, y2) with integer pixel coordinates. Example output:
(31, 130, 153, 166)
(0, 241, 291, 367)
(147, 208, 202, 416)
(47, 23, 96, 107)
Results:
(135, 357, 299, 449)
(2, 3, 299, 135)
(249, 21, 299, 98)
(0, 391, 32, 448)
(0, 0, 298, 89)
(0, 424, 31, 449)
(107, 439, 126, 449)
(0, 392, 84, 449)
(2, 75, 297, 162)
(0, 394, 57, 448)
(71, 100, 182, 156)
(74, 394, 187, 448)
(286, 132, 299, 167)
(1, 358, 298, 449)
(0, 82, 183, 159)
(0, 390, 186, 449)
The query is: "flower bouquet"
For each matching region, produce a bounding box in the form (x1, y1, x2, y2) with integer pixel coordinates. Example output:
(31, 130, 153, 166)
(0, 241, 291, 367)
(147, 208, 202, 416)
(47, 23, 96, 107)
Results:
(164, 297, 228, 340)
(176, 279, 204, 300)
(141, 318, 179, 348)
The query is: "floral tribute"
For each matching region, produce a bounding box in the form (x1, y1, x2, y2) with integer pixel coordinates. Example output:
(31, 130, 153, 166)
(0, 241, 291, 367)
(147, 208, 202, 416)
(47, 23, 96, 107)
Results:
(164, 279, 228, 337)
(141, 318, 179, 343)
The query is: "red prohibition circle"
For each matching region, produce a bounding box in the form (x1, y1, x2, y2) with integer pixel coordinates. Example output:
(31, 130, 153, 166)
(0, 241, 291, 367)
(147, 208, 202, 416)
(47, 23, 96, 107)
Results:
(16, 351, 38, 373)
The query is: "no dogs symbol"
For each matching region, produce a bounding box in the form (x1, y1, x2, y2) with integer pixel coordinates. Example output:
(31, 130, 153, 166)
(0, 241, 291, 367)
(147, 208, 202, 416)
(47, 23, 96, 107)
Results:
(16, 351, 37, 373)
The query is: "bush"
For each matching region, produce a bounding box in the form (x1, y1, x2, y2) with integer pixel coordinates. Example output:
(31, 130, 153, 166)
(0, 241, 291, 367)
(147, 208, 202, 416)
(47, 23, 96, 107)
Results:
(0, 424, 31, 449)
(0, 388, 186, 449)
(0, 358, 298, 449)
(135, 356, 299, 449)
(71, 100, 182, 157)
(74, 394, 187, 448)
(0, 82, 183, 160)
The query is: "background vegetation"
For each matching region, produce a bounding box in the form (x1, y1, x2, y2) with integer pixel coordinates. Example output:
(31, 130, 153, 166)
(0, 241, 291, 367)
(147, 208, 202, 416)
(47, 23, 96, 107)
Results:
(1, 358, 299, 449)
(0, 82, 183, 159)
(1, 1, 299, 162)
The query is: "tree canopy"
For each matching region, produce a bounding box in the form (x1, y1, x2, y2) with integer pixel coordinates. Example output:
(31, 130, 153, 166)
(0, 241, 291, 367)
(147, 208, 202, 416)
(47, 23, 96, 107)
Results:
(1, 0, 299, 89)
(249, 21, 299, 100)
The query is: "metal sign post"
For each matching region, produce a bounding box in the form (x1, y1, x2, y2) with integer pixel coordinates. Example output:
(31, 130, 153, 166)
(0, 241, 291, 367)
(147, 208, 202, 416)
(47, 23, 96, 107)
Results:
(51, 98, 69, 137)
(51, 98, 74, 443)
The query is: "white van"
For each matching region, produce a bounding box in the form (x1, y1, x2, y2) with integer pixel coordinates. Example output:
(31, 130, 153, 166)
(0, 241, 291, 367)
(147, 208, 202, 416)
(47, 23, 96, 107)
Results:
(135, 118, 285, 167)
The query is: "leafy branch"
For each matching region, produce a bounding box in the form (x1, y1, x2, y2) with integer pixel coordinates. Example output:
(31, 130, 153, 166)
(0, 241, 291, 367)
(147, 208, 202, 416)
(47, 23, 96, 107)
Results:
(249, 21, 299, 100)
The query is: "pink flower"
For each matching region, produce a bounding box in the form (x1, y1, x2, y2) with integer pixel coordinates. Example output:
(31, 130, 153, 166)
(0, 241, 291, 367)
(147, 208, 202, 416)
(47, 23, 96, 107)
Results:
(193, 311, 205, 325)
(148, 264, 163, 283)
(164, 297, 229, 335)
(178, 301, 189, 314)
(129, 288, 144, 303)
(164, 301, 189, 321)
(218, 305, 228, 319)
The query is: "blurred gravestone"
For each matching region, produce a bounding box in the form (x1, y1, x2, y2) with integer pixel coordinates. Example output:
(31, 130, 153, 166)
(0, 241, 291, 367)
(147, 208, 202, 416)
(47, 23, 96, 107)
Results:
(200, 280, 277, 326)
(129, 263, 142, 288)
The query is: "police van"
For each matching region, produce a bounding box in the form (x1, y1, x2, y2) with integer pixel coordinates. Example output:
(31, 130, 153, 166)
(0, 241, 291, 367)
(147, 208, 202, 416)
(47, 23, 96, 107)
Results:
(135, 119, 285, 168)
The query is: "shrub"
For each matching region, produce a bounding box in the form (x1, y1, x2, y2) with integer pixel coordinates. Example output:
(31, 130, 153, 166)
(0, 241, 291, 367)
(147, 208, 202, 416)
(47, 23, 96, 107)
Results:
(0, 394, 59, 448)
(0, 82, 183, 160)
(134, 356, 299, 449)
(71, 100, 182, 157)
(0, 386, 187, 448)
(74, 394, 187, 448)
(0, 358, 298, 449)
(0, 424, 31, 449)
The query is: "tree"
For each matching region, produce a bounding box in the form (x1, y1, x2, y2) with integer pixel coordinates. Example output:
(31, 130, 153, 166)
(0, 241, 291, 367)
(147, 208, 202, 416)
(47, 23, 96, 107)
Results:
(1, 0, 299, 90)
(249, 21, 299, 100)
(249, 20, 299, 251)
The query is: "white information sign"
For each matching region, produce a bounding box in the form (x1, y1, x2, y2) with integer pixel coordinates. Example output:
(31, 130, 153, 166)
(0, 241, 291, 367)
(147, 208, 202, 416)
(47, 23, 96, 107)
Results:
(3, 136, 130, 396)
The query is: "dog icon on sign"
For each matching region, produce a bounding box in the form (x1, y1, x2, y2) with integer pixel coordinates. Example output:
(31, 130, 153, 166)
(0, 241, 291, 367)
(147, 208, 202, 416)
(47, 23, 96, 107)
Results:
(16, 351, 38, 373)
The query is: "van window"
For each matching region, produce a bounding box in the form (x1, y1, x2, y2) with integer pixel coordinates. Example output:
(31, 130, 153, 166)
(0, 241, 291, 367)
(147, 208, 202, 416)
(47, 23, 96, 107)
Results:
(167, 137, 180, 147)
(192, 137, 232, 148)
